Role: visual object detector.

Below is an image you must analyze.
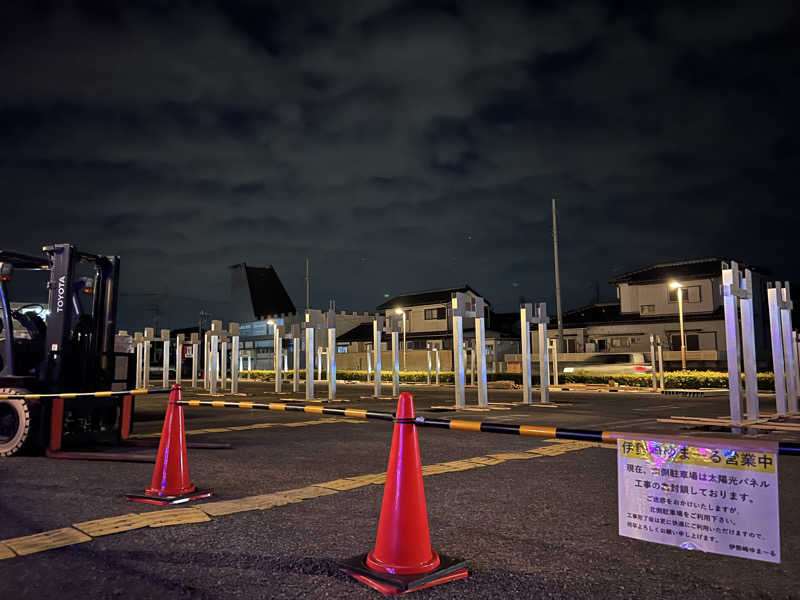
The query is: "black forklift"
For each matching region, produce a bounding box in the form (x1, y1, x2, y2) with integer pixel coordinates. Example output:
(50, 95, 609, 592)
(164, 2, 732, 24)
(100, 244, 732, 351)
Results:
(0, 243, 134, 456)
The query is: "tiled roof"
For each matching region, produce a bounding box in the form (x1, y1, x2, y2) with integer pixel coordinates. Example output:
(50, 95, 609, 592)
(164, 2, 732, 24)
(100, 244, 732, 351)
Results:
(608, 258, 768, 285)
(376, 285, 487, 310)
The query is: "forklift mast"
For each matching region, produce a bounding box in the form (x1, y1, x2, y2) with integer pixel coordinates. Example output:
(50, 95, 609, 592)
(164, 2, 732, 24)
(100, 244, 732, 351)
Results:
(40, 243, 122, 393)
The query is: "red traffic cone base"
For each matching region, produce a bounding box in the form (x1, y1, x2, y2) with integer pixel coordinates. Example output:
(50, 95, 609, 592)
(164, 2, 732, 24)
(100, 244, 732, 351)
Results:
(126, 384, 212, 505)
(339, 393, 467, 594)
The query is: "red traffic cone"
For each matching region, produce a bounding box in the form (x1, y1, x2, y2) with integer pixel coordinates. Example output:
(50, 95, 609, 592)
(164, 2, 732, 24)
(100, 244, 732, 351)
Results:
(126, 384, 212, 505)
(339, 392, 467, 595)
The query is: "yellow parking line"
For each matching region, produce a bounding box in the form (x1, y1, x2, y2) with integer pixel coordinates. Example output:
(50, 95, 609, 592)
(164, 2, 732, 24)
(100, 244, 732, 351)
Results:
(3, 528, 91, 556)
(1, 443, 607, 560)
(0, 542, 15, 560)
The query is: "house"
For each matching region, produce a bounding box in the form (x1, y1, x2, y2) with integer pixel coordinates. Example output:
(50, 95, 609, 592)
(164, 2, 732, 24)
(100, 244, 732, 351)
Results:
(538, 258, 772, 369)
(336, 285, 518, 371)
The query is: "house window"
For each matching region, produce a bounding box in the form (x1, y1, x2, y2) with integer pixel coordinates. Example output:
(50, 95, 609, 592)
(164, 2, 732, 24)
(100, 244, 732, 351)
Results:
(565, 338, 577, 353)
(424, 307, 446, 320)
(640, 304, 656, 315)
(669, 285, 701, 303)
(337, 345, 348, 353)
(670, 334, 700, 351)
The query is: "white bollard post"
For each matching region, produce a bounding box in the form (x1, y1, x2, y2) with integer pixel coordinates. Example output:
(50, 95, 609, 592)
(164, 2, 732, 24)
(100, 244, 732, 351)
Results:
(520, 304, 533, 405)
(230, 322, 240, 394)
(767, 284, 788, 416)
(373, 317, 384, 398)
(273, 324, 283, 393)
(476, 315, 488, 408)
(434, 348, 441, 385)
(721, 262, 746, 427)
(209, 320, 222, 395)
(306, 325, 315, 400)
(657, 336, 665, 391)
(650, 334, 658, 392)
(451, 293, 468, 409)
(535, 303, 550, 404)
(161, 329, 170, 389)
(738, 270, 758, 420)
(550, 338, 559, 387)
(780, 284, 798, 413)
(291, 324, 301, 393)
(175, 333, 184, 386)
(426, 347, 432, 385)
(327, 311, 336, 401)
(367, 350, 373, 384)
(134, 332, 144, 389)
(190, 333, 199, 388)
(143, 327, 154, 389)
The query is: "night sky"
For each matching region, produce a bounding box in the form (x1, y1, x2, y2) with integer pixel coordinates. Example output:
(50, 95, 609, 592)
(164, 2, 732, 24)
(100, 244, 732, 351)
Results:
(2, 1, 799, 330)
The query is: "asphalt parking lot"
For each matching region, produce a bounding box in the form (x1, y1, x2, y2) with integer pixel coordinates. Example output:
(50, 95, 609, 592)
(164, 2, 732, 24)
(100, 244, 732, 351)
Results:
(2, 381, 799, 599)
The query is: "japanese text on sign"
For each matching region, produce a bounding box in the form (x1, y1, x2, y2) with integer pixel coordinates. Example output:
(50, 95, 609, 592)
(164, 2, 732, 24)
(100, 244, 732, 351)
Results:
(618, 437, 779, 563)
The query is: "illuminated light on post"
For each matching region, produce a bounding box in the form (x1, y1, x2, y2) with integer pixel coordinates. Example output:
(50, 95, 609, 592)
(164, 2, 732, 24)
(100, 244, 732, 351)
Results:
(669, 281, 687, 370)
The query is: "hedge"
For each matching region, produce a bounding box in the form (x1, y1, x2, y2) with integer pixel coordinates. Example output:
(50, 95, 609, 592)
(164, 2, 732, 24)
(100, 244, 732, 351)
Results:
(242, 369, 778, 390)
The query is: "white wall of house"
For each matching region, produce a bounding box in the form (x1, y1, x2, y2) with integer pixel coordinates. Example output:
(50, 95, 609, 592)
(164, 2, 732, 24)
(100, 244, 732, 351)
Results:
(619, 278, 718, 316)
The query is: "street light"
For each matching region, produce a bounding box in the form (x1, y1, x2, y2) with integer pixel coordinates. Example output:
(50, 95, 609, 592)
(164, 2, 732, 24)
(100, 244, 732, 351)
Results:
(669, 281, 687, 370)
(395, 308, 406, 371)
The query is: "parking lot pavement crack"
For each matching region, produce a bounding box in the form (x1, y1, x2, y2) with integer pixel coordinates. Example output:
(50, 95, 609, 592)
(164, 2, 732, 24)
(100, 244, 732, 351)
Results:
(1, 443, 601, 560)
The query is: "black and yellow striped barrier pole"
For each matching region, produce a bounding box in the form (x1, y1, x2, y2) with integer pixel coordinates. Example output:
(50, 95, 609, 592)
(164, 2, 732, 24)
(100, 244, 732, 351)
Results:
(178, 399, 800, 457)
(0, 388, 171, 400)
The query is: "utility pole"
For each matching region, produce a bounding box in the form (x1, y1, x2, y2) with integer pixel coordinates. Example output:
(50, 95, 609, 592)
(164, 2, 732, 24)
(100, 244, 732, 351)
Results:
(552, 198, 564, 352)
(305, 257, 311, 311)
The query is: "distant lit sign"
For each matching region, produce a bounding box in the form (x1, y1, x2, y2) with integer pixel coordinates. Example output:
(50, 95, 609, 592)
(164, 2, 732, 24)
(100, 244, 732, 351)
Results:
(239, 321, 269, 338)
(617, 435, 779, 563)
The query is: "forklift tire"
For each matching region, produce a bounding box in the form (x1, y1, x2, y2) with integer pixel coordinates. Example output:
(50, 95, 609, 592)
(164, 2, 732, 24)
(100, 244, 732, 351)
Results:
(0, 388, 39, 457)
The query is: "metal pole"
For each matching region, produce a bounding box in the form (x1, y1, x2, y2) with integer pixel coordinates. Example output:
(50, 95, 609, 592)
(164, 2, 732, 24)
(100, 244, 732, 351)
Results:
(721, 267, 743, 426)
(767, 283, 788, 417)
(305, 325, 314, 401)
(292, 337, 299, 393)
(367, 350, 373, 384)
(203, 333, 209, 390)
(656, 336, 665, 391)
(373, 317, 383, 398)
(274, 325, 282, 393)
(521, 304, 532, 405)
(175, 334, 184, 386)
(391, 330, 400, 398)
(678, 287, 687, 370)
(476, 315, 488, 408)
(402, 312, 406, 372)
(305, 257, 310, 312)
(650, 334, 657, 392)
(453, 313, 465, 409)
(780, 285, 798, 413)
(435, 348, 441, 385)
(231, 337, 239, 394)
(143, 341, 151, 388)
(161, 329, 170, 389)
(191, 340, 198, 388)
(738, 270, 758, 421)
(221, 340, 228, 392)
(209, 333, 219, 395)
(537, 302, 550, 404)
(426, 348, 432, 385)
(328, 326, 336, 401)
(317, 346, 323, 382)
(552, 198, 564, 353)
(551, 338, 559, 386)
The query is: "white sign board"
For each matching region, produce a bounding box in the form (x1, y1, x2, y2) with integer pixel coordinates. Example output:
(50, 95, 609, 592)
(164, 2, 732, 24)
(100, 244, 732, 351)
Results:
(617, 435, 779, 563)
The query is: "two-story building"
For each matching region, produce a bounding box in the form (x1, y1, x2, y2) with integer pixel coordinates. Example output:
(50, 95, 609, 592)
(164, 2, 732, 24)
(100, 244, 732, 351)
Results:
(536, 258, 772, 369)
(336, 285, 519, 371)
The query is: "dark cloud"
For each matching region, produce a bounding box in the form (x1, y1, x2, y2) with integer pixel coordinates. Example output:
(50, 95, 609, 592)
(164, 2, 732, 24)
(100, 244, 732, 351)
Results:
(1, 0, 799, 329)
